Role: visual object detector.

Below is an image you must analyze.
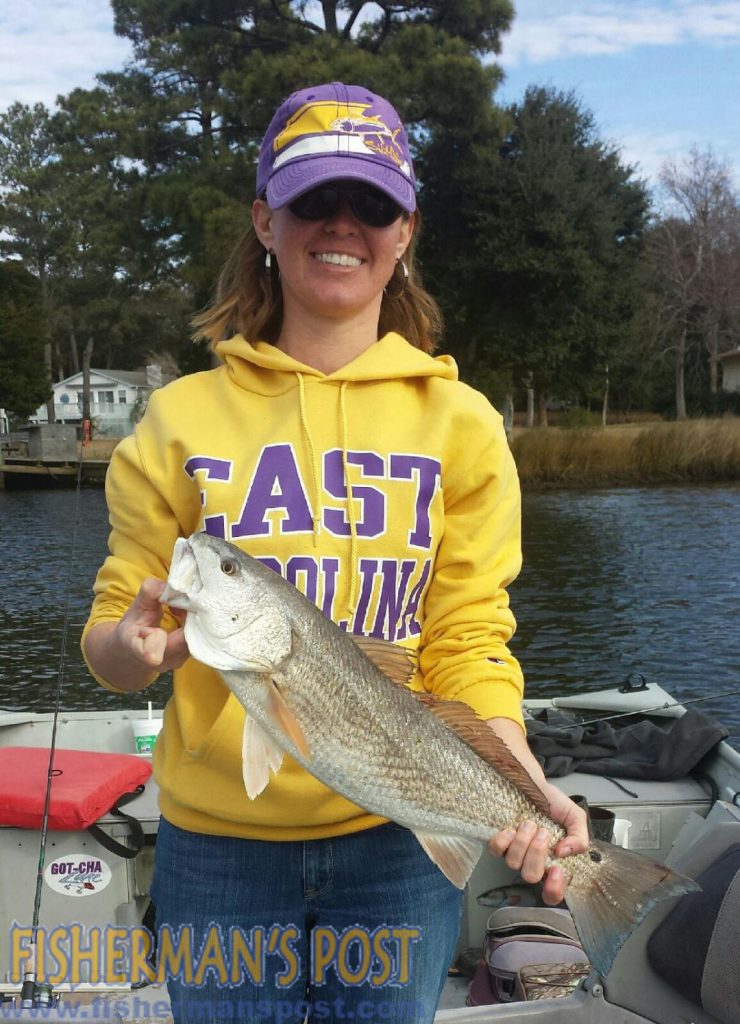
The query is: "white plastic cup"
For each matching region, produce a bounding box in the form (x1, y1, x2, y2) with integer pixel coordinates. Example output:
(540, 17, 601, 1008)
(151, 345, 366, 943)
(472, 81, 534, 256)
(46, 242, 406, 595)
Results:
(612, 819, 632, 849)
(131, 717, 162, 755)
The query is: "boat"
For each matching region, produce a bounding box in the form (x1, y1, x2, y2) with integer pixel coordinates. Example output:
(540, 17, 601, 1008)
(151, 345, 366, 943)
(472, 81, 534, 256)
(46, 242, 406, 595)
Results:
(1, 680, 738, 1023)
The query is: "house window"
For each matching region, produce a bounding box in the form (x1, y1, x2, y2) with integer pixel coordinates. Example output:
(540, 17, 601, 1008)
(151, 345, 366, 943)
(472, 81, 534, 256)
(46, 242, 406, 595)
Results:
(59, 394, 70, 404)
(118, 391, 127, 404)
(97, 391, 114, 405)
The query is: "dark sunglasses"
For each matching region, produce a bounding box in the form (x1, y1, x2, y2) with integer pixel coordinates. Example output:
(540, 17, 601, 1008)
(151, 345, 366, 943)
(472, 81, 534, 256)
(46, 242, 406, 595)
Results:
(288, 183, 403, 228)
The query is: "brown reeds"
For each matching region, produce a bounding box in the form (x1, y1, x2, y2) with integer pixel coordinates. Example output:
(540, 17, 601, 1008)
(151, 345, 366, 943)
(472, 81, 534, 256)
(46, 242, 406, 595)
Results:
(511, 419, 740, 487)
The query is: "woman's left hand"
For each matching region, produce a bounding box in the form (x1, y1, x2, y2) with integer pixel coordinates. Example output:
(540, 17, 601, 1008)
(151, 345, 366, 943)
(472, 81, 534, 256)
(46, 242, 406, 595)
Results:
(487, 784, 590, 906)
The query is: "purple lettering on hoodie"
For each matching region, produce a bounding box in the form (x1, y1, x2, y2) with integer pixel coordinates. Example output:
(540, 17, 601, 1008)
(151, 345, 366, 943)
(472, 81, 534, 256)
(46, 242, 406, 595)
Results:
(184, 456, 232, 539)
(232, 444, 313, 538)
(323, 450, 385, 538)
(320, 558, 340, 620)
(286, 556, 318, 604)
(184, 456, 232, 483)
(351, 558, 379, 634)
(203, 515, 227, 539)
(389, 455, 441, 550)
(397, 559, 432, 639)
(370, 559, 417, 640)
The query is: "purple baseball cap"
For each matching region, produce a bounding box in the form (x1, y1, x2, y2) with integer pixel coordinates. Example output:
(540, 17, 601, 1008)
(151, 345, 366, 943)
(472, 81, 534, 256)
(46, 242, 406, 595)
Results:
(256, 81, 416, 213)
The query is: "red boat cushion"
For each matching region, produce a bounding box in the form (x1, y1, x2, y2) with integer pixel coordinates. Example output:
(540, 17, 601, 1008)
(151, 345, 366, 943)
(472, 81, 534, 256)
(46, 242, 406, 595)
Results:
(0, 747, 152, 831)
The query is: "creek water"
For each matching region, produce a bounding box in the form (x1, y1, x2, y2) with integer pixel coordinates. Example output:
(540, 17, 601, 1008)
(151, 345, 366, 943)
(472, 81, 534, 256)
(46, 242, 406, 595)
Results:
(0, 483, 738, 742)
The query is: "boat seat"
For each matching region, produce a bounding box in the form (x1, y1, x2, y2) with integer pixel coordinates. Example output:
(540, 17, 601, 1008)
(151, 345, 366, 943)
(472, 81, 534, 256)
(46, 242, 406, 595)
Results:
(605, 818, 740, 1024)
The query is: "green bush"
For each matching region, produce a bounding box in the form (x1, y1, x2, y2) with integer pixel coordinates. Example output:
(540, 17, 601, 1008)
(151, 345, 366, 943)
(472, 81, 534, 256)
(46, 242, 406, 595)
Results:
(560, 407, 601, 429)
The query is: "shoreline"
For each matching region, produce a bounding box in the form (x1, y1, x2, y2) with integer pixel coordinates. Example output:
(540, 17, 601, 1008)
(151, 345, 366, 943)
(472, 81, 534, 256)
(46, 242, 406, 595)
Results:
(3, 419, 739, 491)
(511, 418, 740, 488)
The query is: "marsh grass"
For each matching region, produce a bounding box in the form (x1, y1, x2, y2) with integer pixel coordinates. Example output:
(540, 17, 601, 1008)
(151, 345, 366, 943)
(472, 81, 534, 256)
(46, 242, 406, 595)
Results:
(511, 419, 740, 486)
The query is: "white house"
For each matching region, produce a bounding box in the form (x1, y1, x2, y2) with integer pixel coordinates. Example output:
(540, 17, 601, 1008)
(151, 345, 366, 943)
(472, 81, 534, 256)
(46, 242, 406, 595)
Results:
(719, 348, 740, 393)
(31, 365, 174, 436)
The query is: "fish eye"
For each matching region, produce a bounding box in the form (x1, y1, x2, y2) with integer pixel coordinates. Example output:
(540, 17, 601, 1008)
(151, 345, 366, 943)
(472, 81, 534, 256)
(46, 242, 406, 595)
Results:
(220, 559, 238, 576)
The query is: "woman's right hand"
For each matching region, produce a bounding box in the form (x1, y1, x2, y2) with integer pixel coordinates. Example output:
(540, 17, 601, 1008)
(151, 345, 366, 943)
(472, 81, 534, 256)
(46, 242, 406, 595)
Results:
(118, 577, 190, 672)
(84, 578, 189, 691)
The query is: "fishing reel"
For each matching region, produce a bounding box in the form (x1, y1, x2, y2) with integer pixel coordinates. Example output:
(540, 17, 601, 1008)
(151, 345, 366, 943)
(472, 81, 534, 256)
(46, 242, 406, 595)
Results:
(0, 979, 58, 1015)
(21, 978, 55, 1009)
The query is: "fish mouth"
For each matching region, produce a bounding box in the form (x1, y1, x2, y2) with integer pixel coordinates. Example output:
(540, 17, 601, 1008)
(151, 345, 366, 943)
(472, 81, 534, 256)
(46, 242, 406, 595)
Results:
(160, 536, 200, 610)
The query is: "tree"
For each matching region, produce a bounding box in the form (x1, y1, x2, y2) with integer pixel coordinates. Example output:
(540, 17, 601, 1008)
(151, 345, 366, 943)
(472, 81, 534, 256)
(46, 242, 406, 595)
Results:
(0, 263, 50, 418)
(0, 87, 195, 404)
(453, 86, 650, 422)
(651, 148, 740, 418)
(105, 0, 515, 307)
(0, 103, 67, 419)
(2, 2, 517, 392)
(50, 85, 193, 379)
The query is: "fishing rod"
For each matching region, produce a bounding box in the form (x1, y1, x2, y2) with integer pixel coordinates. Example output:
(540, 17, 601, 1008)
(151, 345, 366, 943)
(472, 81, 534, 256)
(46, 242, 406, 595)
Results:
(20, 438, 87, 1011)
(551, 684, 740, 730)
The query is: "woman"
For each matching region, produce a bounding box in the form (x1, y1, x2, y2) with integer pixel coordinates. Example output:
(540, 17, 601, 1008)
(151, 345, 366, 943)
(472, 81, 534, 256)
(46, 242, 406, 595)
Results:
(83, 81, 588, 1023)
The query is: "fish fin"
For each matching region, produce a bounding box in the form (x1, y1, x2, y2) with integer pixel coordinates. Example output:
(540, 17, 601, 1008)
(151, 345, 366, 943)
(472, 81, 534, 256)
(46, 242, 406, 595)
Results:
(413, 831, 484, 889)
(265, 679, 311, 760)
(565, 840, 701, 979)
(350, 636, 418, 685)
(413, 694, 552, 818)
(241, 715, 284, 800)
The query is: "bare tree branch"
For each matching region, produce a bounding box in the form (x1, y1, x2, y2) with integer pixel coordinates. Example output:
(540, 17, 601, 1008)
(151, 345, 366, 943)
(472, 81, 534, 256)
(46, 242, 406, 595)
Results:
(342, 0, 368, 39)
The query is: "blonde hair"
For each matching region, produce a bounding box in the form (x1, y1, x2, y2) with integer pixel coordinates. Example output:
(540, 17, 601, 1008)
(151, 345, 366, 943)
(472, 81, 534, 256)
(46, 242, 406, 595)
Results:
(191, 212, 443, 354)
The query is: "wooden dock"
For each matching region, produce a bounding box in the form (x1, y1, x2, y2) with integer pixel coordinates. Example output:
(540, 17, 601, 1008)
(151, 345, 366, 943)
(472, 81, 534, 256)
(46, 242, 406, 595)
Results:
(0, 432, 117, 488)
(0, 458, 110, 487)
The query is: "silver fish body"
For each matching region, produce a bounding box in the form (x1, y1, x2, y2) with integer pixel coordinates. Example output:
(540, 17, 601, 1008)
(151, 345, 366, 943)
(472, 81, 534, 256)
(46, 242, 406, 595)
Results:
(161, 532, 699, 979)
(226, 611, 556, 844)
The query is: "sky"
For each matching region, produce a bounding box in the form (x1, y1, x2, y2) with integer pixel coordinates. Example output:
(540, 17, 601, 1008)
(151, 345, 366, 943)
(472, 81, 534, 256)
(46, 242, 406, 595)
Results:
(1, 0, 739, 191)
(496, 0, 740, 189)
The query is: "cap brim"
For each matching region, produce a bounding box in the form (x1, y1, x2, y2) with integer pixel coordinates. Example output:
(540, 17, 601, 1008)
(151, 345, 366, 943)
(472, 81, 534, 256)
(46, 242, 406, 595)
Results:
(266, 156, 416, 213)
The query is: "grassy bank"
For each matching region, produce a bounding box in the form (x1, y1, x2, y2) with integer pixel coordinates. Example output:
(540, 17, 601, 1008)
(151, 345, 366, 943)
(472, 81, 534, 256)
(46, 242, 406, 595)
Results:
(82, 420, 740, 488)
(511, 418, 740, 487)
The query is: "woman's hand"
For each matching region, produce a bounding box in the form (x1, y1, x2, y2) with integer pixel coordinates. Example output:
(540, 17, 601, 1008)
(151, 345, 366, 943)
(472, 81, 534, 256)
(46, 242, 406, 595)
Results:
(117, 577, 189, 672)
(487, 783, 590, 905)
(84, 578, 189, 691)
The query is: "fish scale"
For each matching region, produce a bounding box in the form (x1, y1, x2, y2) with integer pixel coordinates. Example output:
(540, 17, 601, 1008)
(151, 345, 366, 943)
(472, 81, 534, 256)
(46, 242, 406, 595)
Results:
(282, 619, 557, 839)
(162, 531, 702, 980)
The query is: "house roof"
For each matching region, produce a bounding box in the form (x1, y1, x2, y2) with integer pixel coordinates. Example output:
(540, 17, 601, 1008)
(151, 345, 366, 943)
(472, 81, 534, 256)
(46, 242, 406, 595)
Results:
(54, 368, 176, 388)
(718, 348, 740, 362)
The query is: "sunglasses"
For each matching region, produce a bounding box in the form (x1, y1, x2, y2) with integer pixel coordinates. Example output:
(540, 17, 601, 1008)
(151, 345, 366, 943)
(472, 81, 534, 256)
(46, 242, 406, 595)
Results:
(288, 183, 403, 228)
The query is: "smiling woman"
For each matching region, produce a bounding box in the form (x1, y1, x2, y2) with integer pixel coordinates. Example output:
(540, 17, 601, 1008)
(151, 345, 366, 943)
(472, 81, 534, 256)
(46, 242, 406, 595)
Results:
(249, 182, 413, 368)
(251, 84, 417, 356)
(191, 88, 441, 358)
(82, 80, 588, 1023)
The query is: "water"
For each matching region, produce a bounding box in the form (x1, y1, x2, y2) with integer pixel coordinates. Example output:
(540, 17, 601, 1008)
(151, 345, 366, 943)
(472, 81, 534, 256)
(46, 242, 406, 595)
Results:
(510, 485, 740, 742)
(0, 487, 172, 713)
(1, 484, 738, 741)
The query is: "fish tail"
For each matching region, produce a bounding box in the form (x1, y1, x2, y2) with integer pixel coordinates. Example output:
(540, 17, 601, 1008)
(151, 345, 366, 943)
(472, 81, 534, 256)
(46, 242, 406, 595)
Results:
(565, 840, 700, 979)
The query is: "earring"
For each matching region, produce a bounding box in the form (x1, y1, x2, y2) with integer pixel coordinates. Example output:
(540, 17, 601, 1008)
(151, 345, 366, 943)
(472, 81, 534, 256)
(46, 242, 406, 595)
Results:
(265, 250, 272, 270)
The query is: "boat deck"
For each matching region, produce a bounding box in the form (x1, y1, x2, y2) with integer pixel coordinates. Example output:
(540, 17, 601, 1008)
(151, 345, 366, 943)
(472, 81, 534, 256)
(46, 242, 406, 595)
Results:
(2, 691, 739, 1022)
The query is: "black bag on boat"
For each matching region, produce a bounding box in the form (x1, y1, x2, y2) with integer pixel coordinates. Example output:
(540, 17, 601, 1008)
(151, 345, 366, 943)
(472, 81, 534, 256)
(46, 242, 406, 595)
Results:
(526, 707, 728, 780)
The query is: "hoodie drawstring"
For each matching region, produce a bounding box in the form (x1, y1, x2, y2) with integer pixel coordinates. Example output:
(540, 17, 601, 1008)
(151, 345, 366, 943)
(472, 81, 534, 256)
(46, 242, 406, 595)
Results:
(297, 374, 359, 617)
(296, 373, 321, 546)
(339, 381, 360, 616)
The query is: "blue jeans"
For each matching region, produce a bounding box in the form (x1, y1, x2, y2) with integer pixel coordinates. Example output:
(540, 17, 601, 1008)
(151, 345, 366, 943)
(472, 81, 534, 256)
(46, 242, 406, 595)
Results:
(150, 818, 463, 1023)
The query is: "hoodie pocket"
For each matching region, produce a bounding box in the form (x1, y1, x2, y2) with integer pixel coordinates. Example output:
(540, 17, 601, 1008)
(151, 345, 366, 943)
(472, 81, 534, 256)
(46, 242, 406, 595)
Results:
(179, 690, 243, 765)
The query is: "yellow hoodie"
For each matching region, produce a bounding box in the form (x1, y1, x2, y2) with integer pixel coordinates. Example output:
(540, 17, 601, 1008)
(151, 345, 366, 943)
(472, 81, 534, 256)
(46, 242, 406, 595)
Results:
(83, 332, 524, 840)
